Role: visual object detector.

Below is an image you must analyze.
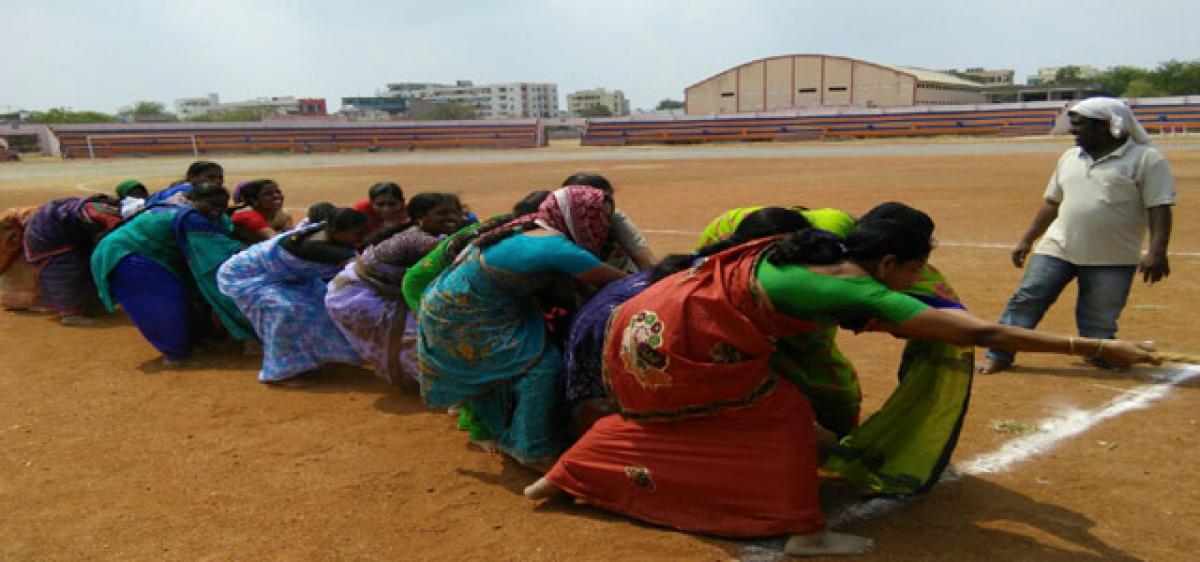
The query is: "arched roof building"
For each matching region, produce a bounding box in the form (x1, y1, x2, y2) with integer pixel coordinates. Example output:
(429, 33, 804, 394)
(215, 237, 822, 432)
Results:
(684, 54, 987, 115)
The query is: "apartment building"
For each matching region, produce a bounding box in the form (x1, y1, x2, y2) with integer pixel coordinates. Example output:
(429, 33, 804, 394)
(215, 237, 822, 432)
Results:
(566, 88, 630, 116)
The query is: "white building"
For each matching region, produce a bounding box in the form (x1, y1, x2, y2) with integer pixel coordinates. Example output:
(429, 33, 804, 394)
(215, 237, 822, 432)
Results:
(1030, 65, 1102, 85)
(566, 88, 630, 116)
(175, 93, 220, 118)
(416, 81, 559, 118)
(174, 94, 327, 118)
(384, 82, 453, 99)
(219, 96, 301, 114)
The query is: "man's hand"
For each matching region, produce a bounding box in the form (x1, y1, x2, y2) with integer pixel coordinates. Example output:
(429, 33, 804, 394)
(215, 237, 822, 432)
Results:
(1011, 241, 1033, 268)
(1139, 252, 1170, 284)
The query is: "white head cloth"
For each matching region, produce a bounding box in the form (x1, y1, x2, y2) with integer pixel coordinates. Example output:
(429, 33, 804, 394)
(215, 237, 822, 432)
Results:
(533, 187, 582, 243)
(1070, 97, 1152, 145)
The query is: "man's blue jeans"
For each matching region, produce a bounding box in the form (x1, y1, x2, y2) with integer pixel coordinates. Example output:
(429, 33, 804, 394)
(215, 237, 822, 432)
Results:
(986, 254, 1136, 364)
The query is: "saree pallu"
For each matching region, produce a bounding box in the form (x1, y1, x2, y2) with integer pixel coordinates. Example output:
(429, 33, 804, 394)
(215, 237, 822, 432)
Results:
(604, 237, 819, 420)
(172, 208, 255, 341)
(549, 238, 826, 537)
(0, 206, 39, 309)
(23, 197, 120, 315)
(693, 207, 862, 433)
(822, 264, 973, 496)
(326, 263, 418, 385)
(218, 228, 361, 382)
(417, 247, 564, 466)
(91, 205, 251, 358)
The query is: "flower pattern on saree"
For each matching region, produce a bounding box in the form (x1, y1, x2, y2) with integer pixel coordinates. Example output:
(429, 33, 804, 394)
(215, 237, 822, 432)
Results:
(619, 310, 672, 390)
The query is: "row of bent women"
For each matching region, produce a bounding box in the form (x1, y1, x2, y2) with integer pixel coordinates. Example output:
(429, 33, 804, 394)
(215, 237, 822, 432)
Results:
(0, 160, 475, 367)
(404, 188, 1158, 556)
(0, 164, 1160, 557)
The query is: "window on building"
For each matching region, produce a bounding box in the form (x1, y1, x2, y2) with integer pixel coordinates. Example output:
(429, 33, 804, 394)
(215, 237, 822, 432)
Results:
(720, 92, 735, 97)
(797, 87, 817, 93)
(828, 86, 848, 92)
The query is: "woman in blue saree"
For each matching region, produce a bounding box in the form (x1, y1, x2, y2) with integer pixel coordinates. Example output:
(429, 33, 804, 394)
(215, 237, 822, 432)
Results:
(418, 186, 625, 468)
(91, 183, 253, 363)
(217, 208, 369, 385)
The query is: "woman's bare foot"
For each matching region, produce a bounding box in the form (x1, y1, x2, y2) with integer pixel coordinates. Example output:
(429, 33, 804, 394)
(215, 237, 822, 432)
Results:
(523, 476, 564, 500)
(446, 405, 461, 416)
(59, 315, 98, 326)
(469, 439, 499, 453)
(976, 357, 1012, 374)
(785, 531, 874, 557)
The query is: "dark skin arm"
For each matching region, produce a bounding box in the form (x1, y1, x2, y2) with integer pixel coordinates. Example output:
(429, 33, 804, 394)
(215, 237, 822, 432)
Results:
(1012, 199, 1060, 268)
(890, 308, 1158, 367)
(1140, 205, 1172, 283)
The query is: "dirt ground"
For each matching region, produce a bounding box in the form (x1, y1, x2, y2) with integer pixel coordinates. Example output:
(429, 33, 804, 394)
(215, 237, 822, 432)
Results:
(1, 139, 1198, 561)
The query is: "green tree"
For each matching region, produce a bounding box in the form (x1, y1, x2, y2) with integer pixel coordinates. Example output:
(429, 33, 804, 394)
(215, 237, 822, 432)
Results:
(410, 102, 478, 121)
(186, 107, 274, 122)
(655, 99, 685, 111)
(579, 105, 613, 117)
(1053, 65, 1084, 84)
(1097, 65, 1152, 96)
(26, 107, 116, 123)
(118, 101, 177, 121)
(1123, 78, 1163, 98)
(1151, 59, 1200, 95)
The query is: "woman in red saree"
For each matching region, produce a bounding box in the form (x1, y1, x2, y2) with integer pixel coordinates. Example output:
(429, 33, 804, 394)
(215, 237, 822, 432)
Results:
(527, 203, 1158, 557)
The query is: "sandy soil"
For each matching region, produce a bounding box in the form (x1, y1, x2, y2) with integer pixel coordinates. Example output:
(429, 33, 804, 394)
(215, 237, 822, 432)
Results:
(2, 139, 1198, 561)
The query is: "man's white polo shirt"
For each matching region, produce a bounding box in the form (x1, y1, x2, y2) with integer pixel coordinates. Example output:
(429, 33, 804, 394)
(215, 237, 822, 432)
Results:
(1034, 140, 1176, 265)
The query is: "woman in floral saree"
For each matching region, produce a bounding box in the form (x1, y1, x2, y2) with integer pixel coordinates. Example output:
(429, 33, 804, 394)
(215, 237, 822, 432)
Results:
(417, 186, 624, 468)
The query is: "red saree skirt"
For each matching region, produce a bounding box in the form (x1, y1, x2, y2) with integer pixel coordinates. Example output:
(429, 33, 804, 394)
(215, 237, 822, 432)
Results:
(546, 381, 823, 537)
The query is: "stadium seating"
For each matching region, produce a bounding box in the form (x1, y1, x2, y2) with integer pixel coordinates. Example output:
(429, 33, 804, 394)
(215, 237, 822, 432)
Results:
(52, 121, 542, 158)
(581, 102, 1200, 145)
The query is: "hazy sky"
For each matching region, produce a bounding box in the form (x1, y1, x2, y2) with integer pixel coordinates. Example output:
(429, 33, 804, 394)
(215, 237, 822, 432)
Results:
(3, 0, 1198, 114)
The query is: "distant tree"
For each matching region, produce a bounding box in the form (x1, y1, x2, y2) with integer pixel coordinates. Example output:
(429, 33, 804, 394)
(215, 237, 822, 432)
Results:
(579, 105, 613, 117)
(1123, 78, 1164, 98)
(1053, 65, 1084, 84)
(1089, 60, 1200, 97)
(410, 102, 478, 121)
(655, 99, 685, 111)
(118, 101, 178, 122)
(26, 107, 116, 124)
(1096, 65, 1152, 96)
(1150, 59, 1200, 95)
(186, 107, 274, 122)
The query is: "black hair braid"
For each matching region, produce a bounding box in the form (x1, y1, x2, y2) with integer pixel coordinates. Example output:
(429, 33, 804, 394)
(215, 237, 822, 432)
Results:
(445, 212, 516, 257)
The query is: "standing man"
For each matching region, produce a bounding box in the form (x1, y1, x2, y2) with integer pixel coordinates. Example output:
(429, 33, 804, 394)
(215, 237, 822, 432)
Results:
(979, 97, 1176, 373)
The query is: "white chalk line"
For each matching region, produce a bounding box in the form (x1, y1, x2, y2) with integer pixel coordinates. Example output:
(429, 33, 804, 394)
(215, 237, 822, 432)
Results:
(642, 229, 1200, 258)
(956, 364, 1200, 475)
(827, 363, 1200, 528)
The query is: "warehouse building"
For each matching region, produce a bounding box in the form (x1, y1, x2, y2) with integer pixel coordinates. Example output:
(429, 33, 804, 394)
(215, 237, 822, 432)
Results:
(684, 54, 987, 115)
